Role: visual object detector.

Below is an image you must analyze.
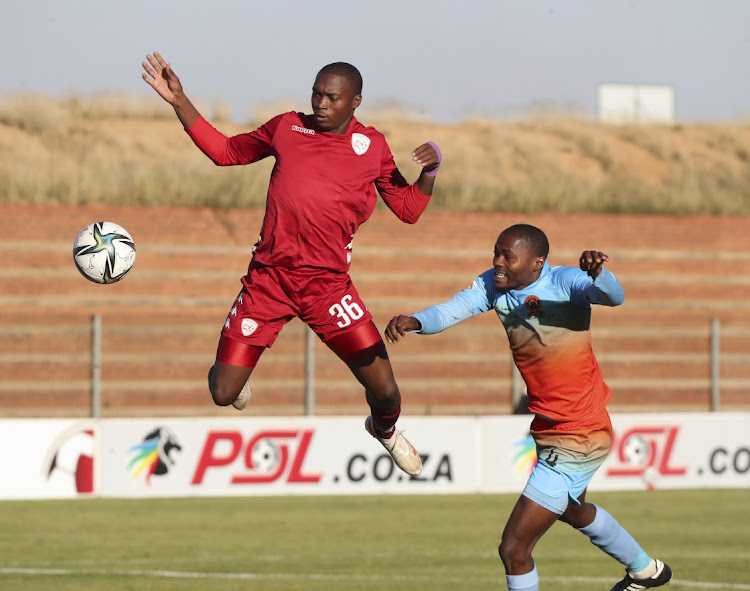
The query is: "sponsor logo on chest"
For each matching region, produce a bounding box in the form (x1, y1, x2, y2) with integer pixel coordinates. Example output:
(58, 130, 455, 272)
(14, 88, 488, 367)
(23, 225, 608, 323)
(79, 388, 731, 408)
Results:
(291, 125, 315, 135)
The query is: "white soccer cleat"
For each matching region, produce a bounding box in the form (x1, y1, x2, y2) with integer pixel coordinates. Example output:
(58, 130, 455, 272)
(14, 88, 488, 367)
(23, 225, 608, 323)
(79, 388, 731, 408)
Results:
(232, 380, 252, 410)
(365, 415, 423, 476)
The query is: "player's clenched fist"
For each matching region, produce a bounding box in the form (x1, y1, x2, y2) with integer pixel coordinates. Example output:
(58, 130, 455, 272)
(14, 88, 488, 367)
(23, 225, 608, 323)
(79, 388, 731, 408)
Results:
(411, 141, 442, 176)
(385, 315, 421, 344)
(579, 250, 609, 278)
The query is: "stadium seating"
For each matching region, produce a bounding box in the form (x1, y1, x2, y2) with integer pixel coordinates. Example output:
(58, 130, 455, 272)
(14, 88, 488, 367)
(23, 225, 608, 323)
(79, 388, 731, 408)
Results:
(1, 204, 748, 418)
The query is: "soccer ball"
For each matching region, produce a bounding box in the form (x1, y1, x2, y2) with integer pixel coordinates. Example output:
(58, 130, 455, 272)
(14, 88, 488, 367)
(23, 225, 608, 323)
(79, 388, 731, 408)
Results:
(72, 221, 136, 284)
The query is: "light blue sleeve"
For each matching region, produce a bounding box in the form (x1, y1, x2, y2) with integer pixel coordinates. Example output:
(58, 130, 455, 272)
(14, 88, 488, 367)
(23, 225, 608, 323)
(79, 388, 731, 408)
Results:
(411, 270, 495, 335)
(561, 266, 624, 307)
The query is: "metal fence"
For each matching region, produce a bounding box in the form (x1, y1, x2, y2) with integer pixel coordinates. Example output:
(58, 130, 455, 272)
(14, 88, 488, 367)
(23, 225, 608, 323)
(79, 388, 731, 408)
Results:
(83, 315, 734, 418)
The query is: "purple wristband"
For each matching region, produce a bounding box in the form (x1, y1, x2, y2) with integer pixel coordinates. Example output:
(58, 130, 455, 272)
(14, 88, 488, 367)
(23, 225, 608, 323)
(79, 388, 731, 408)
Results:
(424, 141, 442, 177)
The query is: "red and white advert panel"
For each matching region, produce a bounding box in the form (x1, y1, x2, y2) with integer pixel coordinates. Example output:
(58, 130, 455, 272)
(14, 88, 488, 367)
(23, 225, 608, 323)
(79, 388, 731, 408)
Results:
(0, 420, 97, 500)
(480, 412, 750, 493)
(97, 417, 477, 498)
(1, 413, 747, 500)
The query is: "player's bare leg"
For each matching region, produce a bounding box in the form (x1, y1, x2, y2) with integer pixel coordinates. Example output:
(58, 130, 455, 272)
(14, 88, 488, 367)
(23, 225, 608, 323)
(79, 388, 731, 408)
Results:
(500, 495, 559, 575)
(349, 353, 423, 476)
(324, 324, 422, 476)
(208, 361, 254, 409)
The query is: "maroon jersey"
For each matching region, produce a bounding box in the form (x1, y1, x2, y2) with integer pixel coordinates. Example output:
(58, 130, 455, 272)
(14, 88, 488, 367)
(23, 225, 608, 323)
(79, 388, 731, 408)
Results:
(186, 112, 431, 272)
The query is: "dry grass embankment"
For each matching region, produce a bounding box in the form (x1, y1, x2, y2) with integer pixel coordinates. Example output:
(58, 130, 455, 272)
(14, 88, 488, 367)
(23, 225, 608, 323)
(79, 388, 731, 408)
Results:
(2, 92, 749, 214)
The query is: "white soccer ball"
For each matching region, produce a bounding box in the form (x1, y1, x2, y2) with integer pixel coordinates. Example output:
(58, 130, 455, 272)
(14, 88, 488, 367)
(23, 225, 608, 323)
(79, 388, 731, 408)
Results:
(72, 221, 136, 284)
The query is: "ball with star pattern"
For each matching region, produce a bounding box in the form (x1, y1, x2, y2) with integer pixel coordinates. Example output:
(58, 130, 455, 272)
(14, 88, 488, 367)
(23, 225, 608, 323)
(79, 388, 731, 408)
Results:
(72, 221, 136, 284)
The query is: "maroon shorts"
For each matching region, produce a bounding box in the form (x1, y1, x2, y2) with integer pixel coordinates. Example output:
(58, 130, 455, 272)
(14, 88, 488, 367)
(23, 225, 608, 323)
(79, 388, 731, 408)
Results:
(217, 263, 383, 367)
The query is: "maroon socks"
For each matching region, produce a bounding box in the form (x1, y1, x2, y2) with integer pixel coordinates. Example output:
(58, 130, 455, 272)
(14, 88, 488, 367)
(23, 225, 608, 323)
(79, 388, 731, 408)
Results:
(370, 405, 400, 438)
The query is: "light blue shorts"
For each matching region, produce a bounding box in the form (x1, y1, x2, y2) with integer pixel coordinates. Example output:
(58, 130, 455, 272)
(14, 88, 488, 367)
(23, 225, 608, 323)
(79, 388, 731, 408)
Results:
(522, 443, 608, 515)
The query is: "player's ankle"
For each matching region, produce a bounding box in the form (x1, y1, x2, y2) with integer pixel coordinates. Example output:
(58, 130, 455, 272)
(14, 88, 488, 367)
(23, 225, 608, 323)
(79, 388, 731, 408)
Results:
(629, 558, 658, 578)
(374, 425, 395, 439)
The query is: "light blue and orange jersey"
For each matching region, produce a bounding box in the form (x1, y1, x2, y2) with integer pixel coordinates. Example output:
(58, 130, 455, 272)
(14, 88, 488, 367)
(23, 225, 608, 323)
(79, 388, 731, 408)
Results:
(412, 261, 624, 425)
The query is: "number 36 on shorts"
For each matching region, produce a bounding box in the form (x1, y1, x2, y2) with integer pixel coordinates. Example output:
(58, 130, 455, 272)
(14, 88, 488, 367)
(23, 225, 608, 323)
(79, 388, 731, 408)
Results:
(329, 294, 364, 328)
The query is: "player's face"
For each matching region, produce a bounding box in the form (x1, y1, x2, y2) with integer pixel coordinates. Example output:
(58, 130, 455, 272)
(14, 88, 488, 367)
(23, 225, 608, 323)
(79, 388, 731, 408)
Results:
(311, 73, 361, 134)
(492, 231, 544, 292)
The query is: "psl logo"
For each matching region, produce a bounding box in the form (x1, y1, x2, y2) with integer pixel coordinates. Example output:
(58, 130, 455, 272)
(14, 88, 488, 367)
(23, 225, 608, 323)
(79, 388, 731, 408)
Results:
(128, 427, 182, 485)
(606, 426, 687, 477)
(511, 434, 537, 478)
(191, 429, 321, 485)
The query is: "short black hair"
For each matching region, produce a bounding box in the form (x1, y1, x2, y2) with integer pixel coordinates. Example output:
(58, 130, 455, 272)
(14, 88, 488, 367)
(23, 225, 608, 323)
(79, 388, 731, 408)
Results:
(317, 62, 363, 95)
(501, 224, 549, 258)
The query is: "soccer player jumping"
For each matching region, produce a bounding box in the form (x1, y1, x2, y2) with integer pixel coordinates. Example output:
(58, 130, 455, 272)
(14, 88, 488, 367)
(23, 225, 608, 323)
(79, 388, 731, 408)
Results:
(142, 51, 442, 477)
(385, 224, 672, 590)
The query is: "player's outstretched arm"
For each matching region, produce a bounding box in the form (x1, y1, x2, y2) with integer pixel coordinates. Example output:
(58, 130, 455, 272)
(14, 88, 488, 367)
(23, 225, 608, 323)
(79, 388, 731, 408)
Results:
(385, 315, 422, 344)
(142, 52, 201, 129)
(412, 141, 441, 195)
(578, 250, 625, 306)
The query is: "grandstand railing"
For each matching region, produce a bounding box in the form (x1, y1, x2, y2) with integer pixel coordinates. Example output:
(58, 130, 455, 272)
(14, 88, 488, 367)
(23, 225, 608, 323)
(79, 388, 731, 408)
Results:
(5, 314, 740, 419)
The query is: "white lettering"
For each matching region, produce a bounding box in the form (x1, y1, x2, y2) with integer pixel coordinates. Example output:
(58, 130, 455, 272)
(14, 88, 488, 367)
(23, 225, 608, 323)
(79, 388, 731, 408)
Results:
(292, 125, 315, 135)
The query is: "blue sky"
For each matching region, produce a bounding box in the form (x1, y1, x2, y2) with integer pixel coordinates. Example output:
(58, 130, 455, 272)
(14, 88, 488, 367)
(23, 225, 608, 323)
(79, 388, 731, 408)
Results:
(2, 0, 749, 123)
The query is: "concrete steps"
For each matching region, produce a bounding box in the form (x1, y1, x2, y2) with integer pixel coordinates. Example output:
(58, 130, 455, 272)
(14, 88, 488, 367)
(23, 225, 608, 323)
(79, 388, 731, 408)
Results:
(1, 204, 748, 417)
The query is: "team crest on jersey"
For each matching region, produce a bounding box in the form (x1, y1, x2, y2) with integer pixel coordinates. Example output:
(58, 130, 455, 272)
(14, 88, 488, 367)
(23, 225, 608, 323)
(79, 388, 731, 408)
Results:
(351, 133, 371, 155)
(524, 295, 544, 317)
(241, 318, 258, 336)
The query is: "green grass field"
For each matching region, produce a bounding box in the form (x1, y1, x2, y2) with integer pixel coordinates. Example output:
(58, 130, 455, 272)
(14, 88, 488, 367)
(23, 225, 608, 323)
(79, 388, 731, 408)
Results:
(0, 489, 747, 591)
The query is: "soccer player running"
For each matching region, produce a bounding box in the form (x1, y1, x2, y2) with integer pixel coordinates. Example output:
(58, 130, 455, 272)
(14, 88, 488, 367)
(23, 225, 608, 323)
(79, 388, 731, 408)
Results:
(385, 224, 672, 590)
(142, 51, 441, 476)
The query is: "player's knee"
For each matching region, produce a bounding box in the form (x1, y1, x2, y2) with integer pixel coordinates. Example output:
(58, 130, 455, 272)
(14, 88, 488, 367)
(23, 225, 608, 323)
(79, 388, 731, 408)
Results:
(560, 501, 595, 529)
(498, 537, 529, 571)
(210, 386, 236, 406)
(380, 381, 400, 404)
(366, 381, 400, 408)
(207, 367, 238, 406)
(211, 383, 239, 406)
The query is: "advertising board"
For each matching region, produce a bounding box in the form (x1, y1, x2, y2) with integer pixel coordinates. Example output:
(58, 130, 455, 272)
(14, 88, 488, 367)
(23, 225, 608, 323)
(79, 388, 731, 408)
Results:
(1, 414, 747, 500)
